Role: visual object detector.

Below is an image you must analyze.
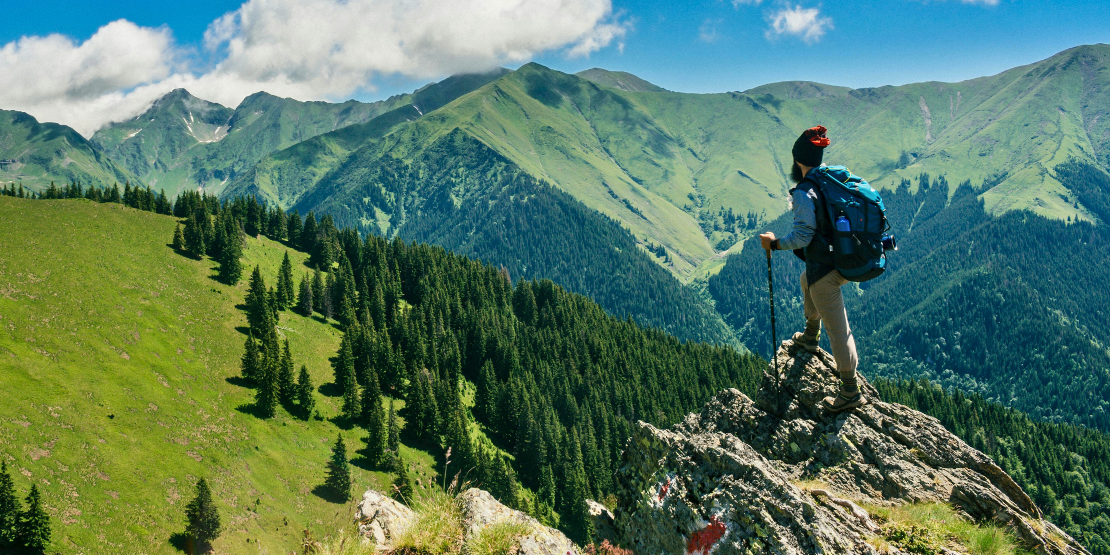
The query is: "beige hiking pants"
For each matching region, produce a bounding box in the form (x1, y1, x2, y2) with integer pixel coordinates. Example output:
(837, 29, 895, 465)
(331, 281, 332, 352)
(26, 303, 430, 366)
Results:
(801, 269, 860, 394)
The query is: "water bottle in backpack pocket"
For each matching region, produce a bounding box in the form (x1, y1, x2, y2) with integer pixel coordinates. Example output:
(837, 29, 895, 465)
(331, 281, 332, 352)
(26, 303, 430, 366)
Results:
(811, 166, 894, 282)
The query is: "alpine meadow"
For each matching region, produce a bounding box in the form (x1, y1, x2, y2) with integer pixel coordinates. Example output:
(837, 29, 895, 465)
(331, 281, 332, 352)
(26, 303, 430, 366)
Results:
(3, 3, 1110, 552)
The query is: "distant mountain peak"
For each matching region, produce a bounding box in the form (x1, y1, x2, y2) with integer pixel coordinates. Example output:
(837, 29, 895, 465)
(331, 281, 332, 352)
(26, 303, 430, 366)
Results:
(576, 68, 668, 93)
(742, 81, 852, 100)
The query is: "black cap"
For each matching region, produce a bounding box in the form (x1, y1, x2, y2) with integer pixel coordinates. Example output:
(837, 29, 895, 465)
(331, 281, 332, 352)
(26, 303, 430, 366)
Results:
(792, 125, 830, 167)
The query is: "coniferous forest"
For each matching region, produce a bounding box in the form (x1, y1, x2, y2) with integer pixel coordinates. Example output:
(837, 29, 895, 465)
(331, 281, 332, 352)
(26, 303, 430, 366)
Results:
(6, 176, 1110, 552)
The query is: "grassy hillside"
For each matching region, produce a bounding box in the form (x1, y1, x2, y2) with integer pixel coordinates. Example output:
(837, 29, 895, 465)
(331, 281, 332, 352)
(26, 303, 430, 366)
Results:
(0, 110, 139, 192)
(0, 196, 438, 554)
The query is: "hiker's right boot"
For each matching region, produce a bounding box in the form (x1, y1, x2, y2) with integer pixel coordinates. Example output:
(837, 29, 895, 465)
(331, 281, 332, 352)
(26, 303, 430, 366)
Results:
(790, 330, 819, 353)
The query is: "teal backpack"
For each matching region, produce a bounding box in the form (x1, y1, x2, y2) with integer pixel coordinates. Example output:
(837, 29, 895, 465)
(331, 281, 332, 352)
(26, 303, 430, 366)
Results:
(808, 165, 892, 282)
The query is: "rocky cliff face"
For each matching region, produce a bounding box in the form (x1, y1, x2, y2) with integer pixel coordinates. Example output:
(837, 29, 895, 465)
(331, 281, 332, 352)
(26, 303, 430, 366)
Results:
(613, 341, 1088, 555)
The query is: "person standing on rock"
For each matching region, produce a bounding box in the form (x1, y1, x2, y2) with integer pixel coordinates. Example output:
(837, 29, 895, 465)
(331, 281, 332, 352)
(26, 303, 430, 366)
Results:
(759, 125, 866, 413)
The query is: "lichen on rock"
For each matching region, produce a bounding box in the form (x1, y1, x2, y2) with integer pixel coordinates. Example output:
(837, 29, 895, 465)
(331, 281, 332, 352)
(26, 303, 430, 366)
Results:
(614, 341, 1088, 555)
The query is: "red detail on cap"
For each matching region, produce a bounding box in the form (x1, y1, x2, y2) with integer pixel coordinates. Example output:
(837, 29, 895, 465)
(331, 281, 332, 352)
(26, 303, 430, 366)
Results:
(685, 516, 727, 555)
(805, 125, 830, 147)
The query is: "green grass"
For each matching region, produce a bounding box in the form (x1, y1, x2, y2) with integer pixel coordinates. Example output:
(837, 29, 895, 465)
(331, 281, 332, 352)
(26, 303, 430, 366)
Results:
(0, 196, 435, 554)
(865, 502, 1032, 555)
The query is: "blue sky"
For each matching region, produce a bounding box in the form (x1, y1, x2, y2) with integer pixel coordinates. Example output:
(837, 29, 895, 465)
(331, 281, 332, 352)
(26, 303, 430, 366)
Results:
(1, 0, 1107, 134)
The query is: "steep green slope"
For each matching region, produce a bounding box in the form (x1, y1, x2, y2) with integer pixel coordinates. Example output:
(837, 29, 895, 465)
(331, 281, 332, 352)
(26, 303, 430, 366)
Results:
(243, 45, 1110, 284)
(707, 164, 1110, 431)
(223, 70, 510, 209)
(294, 130, 739, 345)
(91, 89, 410, 198)
(0, 196, 438, 553)
(0, 110, 139, 191)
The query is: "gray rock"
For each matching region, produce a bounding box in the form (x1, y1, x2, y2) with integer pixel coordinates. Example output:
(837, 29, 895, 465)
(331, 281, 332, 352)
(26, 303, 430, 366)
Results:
(587, 499, 619, 544)
(459, 488, 580, 555)
(614, 342, 1088, 555)
(354, 487, 579, 555)
(353, 489, 414, 549)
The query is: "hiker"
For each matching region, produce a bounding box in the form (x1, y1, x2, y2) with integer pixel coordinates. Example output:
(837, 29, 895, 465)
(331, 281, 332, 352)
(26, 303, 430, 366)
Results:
(759, 125, 866, 412)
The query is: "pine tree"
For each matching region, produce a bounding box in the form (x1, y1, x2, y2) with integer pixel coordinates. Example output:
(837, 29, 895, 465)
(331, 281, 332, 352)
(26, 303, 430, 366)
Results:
(172, 223, 184, 251)
(298, 273, 314, 316)
(240, 336, 260, 382)
(312, 269, 326, 316)
(301, 211, 318, 254)
(278, 340, 296, 408)
(297, 365, 315, 421)
(361, 372, 386, 467)
(245, 266, 269, 336)
(560, 433, 594, 544)
(324, 434, 352, 502)
(387, 399, 400, 457)
(322, 271, 336, 320)
(184, 478, 221, 552)
(218, 223, 243, 285)
(393, 454, 414, 502)
(18, 484, 50, 550)
(333, 333, 359, 419)
(183, 214, 206, 258)
(286, 210, 302, 247)
(254, 346, 279, 418)
(0, 461, 20, 547)
(276, 252, 295, 310)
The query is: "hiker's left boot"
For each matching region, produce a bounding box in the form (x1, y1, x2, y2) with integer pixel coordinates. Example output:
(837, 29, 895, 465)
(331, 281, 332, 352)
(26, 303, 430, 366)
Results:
(790, 332, 819, 353)
(821, 390, 868, 413)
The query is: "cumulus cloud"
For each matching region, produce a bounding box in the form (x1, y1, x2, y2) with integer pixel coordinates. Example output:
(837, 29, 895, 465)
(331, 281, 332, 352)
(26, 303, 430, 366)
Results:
(765, 5, 833, 44)
(0, 0, 627, 136)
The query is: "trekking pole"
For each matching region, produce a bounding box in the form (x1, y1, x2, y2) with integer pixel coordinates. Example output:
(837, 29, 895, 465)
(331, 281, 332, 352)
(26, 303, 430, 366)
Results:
(766, 249, 778, 384)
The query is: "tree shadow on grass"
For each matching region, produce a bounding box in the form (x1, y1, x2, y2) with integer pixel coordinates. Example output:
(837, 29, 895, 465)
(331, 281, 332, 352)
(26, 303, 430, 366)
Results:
(311, 484, 348, 504)
(226, 376, 254, 389)
(318, 382, 342, 397)
(235, 403, 269, 419)
(235, 325, 251, 337)
(328, 414, 356, 431)
(168, 531, 191, 553)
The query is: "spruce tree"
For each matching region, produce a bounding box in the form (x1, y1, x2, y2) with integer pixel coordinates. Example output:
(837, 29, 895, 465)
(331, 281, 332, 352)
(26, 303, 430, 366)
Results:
(245, 266, 269, 336)
(322, 271, 335, 320)
(301, 211, 318, 253)
(298, 273, 314, 316)
(361, 372, 386, 467)
(278, 340, 296, 407)
(183, 214, 206, 258)
(324, 434, 351, 502)
(312, 269, 326, 316)
(560, 435, 594, 544)
(393, 454, 414, 502)
(240, 336, 260, 382)
(297, 365, 315, 420)
(276, 252, 295, 310)
(172, 223, 184, 251)
(286, 210, 302, 246)
(18, 484, 50, 550)
(387, 399, 400, 457)
(0, 461, 19, 547)
(254, 346, 279, 418)
(218, 224, 243, 285)
(184, 478, 221, 552)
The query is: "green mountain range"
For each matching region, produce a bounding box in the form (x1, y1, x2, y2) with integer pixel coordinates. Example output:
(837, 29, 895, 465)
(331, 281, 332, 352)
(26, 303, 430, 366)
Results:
(224, 44, 1110, 284)
(89, 88, 414, 198)
(0, 110, 138, 190)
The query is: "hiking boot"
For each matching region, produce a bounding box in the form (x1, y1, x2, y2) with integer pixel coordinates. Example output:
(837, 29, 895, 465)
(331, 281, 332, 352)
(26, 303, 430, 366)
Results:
(821, 390, 868, 413)
(791, 332, 819, 353)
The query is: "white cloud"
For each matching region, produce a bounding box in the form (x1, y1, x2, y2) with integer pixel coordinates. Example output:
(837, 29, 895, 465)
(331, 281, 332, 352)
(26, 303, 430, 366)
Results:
(699, 19, 723, 43)
(765, 5, 833, 44)
(732, 0, 763, 6)
(0, 0, 627, 136)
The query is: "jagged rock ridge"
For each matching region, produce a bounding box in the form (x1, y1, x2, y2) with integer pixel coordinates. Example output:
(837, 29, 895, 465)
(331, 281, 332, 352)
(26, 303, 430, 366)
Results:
(614, 341, 1087, 555)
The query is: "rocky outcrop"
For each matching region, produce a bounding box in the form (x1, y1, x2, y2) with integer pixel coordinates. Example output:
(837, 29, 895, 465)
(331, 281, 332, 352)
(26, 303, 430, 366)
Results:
(614, 341, 1087, 555)
(354, 487, 579, 555)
